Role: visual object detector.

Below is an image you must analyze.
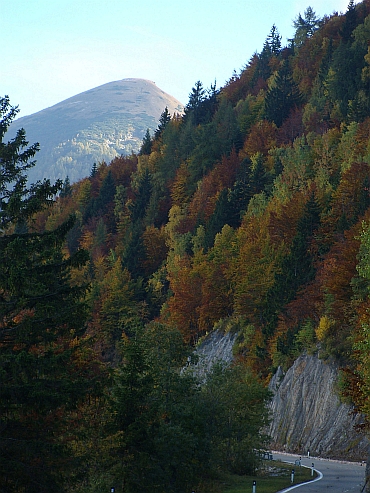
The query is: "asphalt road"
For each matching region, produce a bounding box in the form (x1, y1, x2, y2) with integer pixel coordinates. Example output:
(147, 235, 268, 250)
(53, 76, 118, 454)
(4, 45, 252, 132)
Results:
(272, 451, 366, 493)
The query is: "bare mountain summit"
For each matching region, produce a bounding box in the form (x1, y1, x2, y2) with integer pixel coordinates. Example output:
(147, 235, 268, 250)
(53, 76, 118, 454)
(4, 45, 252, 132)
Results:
(9, 78, 184, 183)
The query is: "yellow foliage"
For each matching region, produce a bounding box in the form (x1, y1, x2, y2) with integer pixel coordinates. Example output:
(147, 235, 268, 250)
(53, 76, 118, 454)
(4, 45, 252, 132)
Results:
(316, 316, 334, 342)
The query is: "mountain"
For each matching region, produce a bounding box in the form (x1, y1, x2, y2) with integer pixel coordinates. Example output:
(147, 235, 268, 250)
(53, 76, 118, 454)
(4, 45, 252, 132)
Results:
(9, 78, 184, 183)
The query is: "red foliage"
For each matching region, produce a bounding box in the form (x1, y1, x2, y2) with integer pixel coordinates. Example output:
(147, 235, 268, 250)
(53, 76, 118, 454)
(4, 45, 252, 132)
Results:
(277, 107, 304, 145)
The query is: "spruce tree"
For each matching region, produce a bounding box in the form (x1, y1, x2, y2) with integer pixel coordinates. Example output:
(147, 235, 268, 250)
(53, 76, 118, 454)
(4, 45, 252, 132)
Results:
(90, 161, 98, 178)
(265, 60, 302, 126)
(184, 81, 207, 125)
(154, 107, 171, 140)
(293, 7, 321, 47)
(139, 128, 152, 155)
(266, 24, 282, 56)
(0, 96, 96, 492)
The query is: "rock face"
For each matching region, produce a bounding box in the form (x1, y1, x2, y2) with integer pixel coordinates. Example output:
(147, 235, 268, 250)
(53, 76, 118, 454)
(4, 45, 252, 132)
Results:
(268, 354, 369, 461)
(190, 332, 369, 461)
(190, 330, 238, 381)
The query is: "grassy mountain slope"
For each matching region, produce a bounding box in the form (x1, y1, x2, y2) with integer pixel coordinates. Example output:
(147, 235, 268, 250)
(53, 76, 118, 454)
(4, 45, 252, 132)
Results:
(9, 78, 184, 183)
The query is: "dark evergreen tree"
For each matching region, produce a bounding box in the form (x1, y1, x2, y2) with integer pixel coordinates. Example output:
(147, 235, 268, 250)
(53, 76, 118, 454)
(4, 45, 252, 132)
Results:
(263, 192, 321, 338)
(255, 44, 273, 82)
(341, 0, 357, 43)
(253, 25, 282, 84)
(139, 128, 152, 155)
(60, 175, 72, 198)
(0, 99, 59, 230)
(184, 81, 206, 125)
(265, 60, 303, 126)
(266, 24, 282, 56)
(249, 153, 268, 196)
(96, 169, 116, 214)
(129, 167, 152, 224)
(83, 169, 116, 224)
(122, 168, 153, 277)
(109, 323, 207, 493)
(326, 40, 366, 117)
(204, 188, 232, 249)
(293, 7, 321, 46)
(183, 81, 218, 126)
(154, 106, 171, 140)
(228, 161, 253, 222)
(0, 96, 97, 492)
(90, 161, 98, 178)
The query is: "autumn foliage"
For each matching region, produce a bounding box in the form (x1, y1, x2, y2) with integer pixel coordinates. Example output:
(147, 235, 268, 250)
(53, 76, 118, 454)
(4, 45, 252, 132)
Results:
(6, 2, 370, 490)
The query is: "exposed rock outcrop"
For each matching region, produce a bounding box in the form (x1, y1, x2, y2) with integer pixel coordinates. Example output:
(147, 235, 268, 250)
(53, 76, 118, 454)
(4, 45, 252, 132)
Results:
(191, 332, 369, 462)
(190, 330, 238, 381)
(268, 354, 369, 461)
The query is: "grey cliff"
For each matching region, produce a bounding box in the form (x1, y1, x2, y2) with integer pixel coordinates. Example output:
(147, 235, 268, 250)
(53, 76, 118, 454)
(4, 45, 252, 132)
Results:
(268, 354, 369, 461)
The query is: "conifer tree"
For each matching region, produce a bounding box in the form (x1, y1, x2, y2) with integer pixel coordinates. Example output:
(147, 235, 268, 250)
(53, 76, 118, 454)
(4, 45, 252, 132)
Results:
(0, 96, 96, 492)
(139, 128, 152, 155)
(184, 81, 207, 125)
(266, 24, 282, 56)
(263, 192, 321, 338)
(265, 60, 303, 126)
(341, 0, 357, 43)
(90, 161, 98, 178)
(293, 7, 321, 47)
(154, 106, 171, 140)
(60, 175, 72, 198)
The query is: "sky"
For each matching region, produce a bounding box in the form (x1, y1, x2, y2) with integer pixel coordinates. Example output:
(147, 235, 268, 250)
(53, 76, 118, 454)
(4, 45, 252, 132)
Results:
(3, 0, 351, 118)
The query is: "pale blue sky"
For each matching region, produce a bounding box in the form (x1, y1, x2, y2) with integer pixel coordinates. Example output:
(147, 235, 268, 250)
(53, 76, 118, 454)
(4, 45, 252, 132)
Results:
(3, 0, 350, 117)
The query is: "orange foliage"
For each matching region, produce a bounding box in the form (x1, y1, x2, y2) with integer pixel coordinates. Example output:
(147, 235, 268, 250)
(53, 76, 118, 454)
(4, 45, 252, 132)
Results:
(241, 120, 277, 158)
(267, 193, 307, 247)
(317, 224, 361, 323)
(197, 264, 232, 333)
(165, 256, 202, 343)
(277, 107, 304, 145)
(222, 54, 260, 104)
(109, 154, 138, 187)
(170, 162, 191, 207)
(325, 161, 370, 232)
(233, 214, 277, 323)
(141, 225, 168, 276)
(353, 118, 370, 159)
(187, 150, 240, 224)
(268, 280, 322, 363)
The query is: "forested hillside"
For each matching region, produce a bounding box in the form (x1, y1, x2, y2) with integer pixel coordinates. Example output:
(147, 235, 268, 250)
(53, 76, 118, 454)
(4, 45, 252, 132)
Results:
(3, 1, 370, 492)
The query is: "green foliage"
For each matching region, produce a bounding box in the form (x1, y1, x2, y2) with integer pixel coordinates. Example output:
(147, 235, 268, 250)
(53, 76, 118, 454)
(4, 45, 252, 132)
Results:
(184, 81, 218, 127)
(0, 96, 100, 492)
(292, 7, 322, 47)
(107, 323, 206, 493)
(265, 60, 303, 127)
(265, 24, 282, 56)
(294, 319, 316, 353)
(103, 323, 271, 492)
(139, 128, 153, 155)
(154, 106, 171, 139)
(201, 362, 271, 475)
